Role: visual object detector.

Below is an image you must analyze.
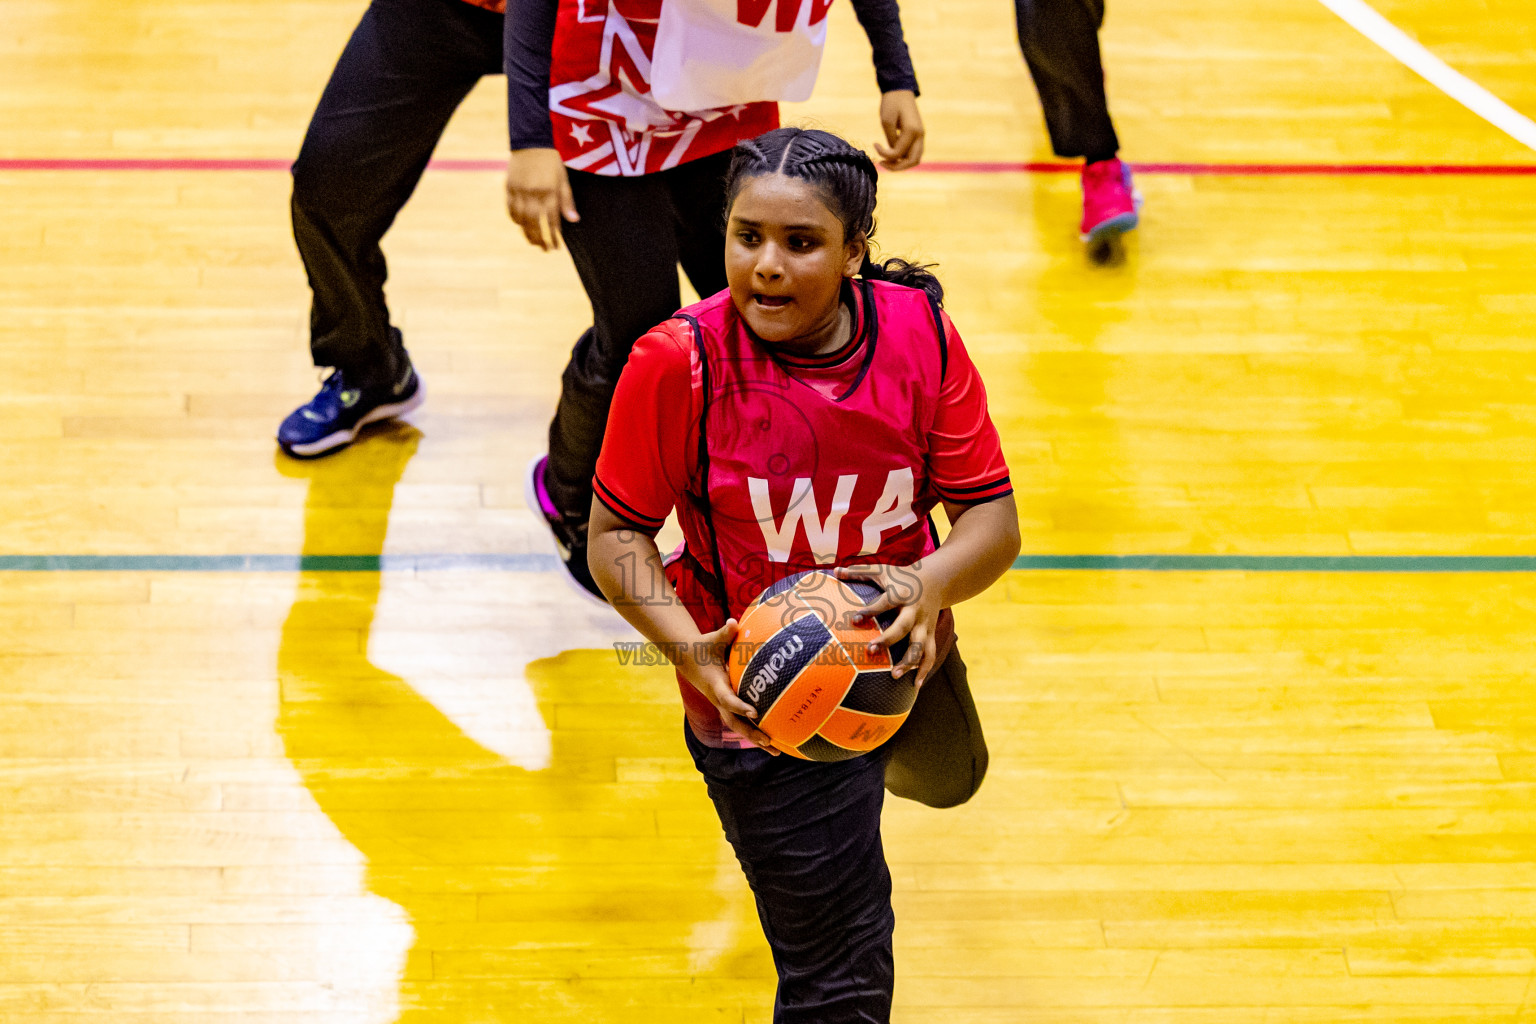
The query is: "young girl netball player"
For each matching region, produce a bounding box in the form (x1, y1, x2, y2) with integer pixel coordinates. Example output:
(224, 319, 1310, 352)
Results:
(586, 127, 1021, 1022)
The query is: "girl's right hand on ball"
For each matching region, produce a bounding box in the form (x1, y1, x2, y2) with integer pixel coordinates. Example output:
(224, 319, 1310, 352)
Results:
(684, 619, 780, 755)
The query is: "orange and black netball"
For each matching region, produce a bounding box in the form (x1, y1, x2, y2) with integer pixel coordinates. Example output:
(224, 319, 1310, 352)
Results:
(727, 570, 917, 761)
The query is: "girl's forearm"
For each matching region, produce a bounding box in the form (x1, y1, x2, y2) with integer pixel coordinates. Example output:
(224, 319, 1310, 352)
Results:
(587, 507, 710, 654)
(588, 506, 769, 747)
(918, 495, 1021, 608)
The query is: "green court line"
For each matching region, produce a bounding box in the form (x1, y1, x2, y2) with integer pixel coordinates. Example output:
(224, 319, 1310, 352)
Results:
(0, 554, 558, 572)
(5, 553, 1536, 572)
(1011, 554, 1536, 572)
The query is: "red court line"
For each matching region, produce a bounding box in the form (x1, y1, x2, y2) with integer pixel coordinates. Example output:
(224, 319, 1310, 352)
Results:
(3, 157, 1536, 175)
(919, 160, 1536, 175)
(0, 158, 294, 171)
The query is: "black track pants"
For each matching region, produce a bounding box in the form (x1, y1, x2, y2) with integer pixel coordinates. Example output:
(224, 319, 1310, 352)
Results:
(1014, 0, 1121, 160)
(543, 149, 733, 521)
(688, 644, 987, 1023)
(290, 0, 503, 391)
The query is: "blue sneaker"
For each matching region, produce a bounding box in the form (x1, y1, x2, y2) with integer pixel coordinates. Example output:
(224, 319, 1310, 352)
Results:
(277, 359, 424, 459)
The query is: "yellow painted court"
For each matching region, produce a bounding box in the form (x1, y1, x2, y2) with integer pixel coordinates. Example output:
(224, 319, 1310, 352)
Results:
(3, 0, 1536, 1020)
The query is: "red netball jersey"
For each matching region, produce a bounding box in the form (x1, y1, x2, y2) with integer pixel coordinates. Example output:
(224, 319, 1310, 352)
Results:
(595, 280, 1011, 743)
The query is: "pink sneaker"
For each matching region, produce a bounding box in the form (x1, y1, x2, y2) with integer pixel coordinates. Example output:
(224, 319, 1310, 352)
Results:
(1080, 157, 1141, 244)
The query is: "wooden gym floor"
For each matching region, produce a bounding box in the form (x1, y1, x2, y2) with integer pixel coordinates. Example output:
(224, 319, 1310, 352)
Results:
(3, 0, 1536, 1020)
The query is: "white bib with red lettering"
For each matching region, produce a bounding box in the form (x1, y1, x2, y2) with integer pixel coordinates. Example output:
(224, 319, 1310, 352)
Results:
(650, 0, 834, 112)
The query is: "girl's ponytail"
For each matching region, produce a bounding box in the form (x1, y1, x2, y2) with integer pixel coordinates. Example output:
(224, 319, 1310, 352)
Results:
(859, 253, 944, 306)
(728, 127, 945, 306)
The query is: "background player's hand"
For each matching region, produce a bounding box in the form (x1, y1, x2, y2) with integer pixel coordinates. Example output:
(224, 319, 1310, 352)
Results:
(505, 148, 579, 251)
(875, 90, 924, 171)
(681, 618, 780, 754)
(835, 562, 941, 687)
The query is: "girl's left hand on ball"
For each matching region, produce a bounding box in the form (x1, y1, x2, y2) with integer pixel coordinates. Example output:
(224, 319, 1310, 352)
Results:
(833, 563, 940, 688)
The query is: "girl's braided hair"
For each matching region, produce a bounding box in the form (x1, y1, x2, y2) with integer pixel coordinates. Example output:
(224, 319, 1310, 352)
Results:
(725, 127, 943, 305)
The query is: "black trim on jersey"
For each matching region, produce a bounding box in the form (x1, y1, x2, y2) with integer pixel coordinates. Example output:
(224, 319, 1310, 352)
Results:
(592, 477, 664, 533)
(749, 280, 878, 404)
(937, 485, 1015, 507)
(926, 294, 948, 383)
(774, 345, 861, 370)
(831, 278, 880, 403)
(773, 331, 862, 370)
(933, 475, 1013, 500)
(773, 281, 869, 370)
(938, 475, 1012, 494)
(677, 312, 733, 614)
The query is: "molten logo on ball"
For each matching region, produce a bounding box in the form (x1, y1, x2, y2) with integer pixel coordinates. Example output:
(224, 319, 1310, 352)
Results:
(744, 633, 805, 703)
(727, 570, 919, 761)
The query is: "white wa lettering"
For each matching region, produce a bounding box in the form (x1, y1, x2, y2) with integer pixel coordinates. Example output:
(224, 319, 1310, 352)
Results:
(859, 468, 917, 555)
(749, 475, 857, 564)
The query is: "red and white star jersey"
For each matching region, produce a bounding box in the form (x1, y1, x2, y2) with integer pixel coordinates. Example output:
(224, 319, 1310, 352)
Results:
(550, 0, 779, 175)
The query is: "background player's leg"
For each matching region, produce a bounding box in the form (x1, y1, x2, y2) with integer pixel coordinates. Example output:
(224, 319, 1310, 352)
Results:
(535, 170, 690, 595)
(290, 0, 501, 396)
(1013, 0, 1138, 244)
(689, 731, 896, 1024)
(668, 149, 734, 302)
(1013, 0, 1118, 161)
(881, 644, 989, 809)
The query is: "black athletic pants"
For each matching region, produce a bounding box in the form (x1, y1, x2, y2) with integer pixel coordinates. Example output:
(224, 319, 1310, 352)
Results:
(290, 0, 504, 392)
(543, 151, 734, 522)
(1014, 0, 1120, 161)
(687, 644, 988, 1024)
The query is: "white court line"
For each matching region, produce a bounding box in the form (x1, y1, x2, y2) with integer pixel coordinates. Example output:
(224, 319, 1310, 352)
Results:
(1315, 0, 1536, 153)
